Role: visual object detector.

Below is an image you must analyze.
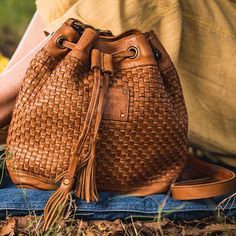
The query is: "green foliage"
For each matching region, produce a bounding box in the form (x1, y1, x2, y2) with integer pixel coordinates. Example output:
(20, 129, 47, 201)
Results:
(0, 0, 35, 56)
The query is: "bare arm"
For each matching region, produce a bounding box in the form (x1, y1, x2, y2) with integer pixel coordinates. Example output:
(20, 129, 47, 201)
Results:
(0, 11, 46, 128)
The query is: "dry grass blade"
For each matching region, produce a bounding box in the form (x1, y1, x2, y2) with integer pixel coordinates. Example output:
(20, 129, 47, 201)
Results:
(218, 193, 236, 212)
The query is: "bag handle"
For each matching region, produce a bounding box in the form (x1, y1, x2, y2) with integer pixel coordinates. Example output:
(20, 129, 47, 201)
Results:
(171, 155, 236, 200)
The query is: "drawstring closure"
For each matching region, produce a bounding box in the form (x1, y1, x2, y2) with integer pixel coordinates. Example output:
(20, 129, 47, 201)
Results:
(76, 50, 112, 201)
(43, 43, 134, 231)
(74, 67, 103, 202)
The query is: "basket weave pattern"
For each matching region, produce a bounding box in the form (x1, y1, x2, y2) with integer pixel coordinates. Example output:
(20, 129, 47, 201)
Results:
(6, 23, 188, 194)
(96, 66, 188, 189)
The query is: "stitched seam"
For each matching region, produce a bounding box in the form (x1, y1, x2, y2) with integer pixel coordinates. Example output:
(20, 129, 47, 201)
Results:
(8, 170, 55, 185)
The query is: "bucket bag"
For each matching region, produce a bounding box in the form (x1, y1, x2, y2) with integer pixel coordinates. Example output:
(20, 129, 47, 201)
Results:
(6, 19, 235, 231)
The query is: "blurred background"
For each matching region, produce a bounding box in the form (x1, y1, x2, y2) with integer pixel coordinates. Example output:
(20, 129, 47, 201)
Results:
(0, 0, 35, 144)
(0, 0, 35, 60)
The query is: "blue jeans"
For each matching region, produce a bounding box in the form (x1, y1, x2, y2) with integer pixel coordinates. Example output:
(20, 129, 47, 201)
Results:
(0, 174, 235, 220)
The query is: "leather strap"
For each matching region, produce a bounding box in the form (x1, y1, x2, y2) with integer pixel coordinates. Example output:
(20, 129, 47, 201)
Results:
(171, 155, 236, 200)
(145, 30, 236, 200)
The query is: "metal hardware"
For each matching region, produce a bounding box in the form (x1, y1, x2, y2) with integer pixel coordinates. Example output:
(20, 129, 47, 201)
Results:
(63, 178, 70, 186)
(120, 113, 126, 118)
(72, 21, 85, 32)
(99, 29, 113, 36)
(122, 88, 127, 95)
(128, 46, 139, 59)
(73, 21, 113, 36)
(56, 36, 68, 49)
(154, 50, 162, 60)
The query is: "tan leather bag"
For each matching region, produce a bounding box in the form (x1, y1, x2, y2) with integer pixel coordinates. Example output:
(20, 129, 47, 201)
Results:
(6, 19, 235, 231)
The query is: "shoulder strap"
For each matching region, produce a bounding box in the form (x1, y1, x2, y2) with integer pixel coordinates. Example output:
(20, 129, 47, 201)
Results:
(171, 155, 236, 200)
(145, 30, 236, 200)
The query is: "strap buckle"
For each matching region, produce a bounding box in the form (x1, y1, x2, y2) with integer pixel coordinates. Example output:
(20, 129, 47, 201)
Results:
(72, 21, 113, 36)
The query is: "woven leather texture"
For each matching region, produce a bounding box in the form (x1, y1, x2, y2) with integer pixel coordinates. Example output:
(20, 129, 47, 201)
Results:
(6, 20, 188, 195)
(96, 65, 188, 190)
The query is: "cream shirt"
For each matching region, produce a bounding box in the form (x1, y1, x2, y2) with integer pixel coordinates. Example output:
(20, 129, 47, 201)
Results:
(36, 0, 236, 166)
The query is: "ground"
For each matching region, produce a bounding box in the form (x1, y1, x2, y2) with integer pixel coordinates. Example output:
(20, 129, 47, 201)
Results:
(1, 215, 236, 235)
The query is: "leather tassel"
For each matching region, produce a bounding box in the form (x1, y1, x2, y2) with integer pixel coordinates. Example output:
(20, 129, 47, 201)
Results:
(76, 72, 110, 202)
(73, 68, 101, 202)
(43, 175, 74, 232)
(42, 56, 112, 231)
(76, 140, 98, 202)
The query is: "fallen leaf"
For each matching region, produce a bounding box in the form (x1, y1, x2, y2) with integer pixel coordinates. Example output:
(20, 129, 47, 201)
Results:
(0, 218, 16, 236)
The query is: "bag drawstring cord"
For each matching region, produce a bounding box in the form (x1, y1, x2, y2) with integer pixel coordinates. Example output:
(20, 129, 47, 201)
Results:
(43, 47, 134, 231)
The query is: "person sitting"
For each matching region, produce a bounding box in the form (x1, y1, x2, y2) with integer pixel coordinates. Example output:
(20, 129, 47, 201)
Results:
(1, 0, 236, 167)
